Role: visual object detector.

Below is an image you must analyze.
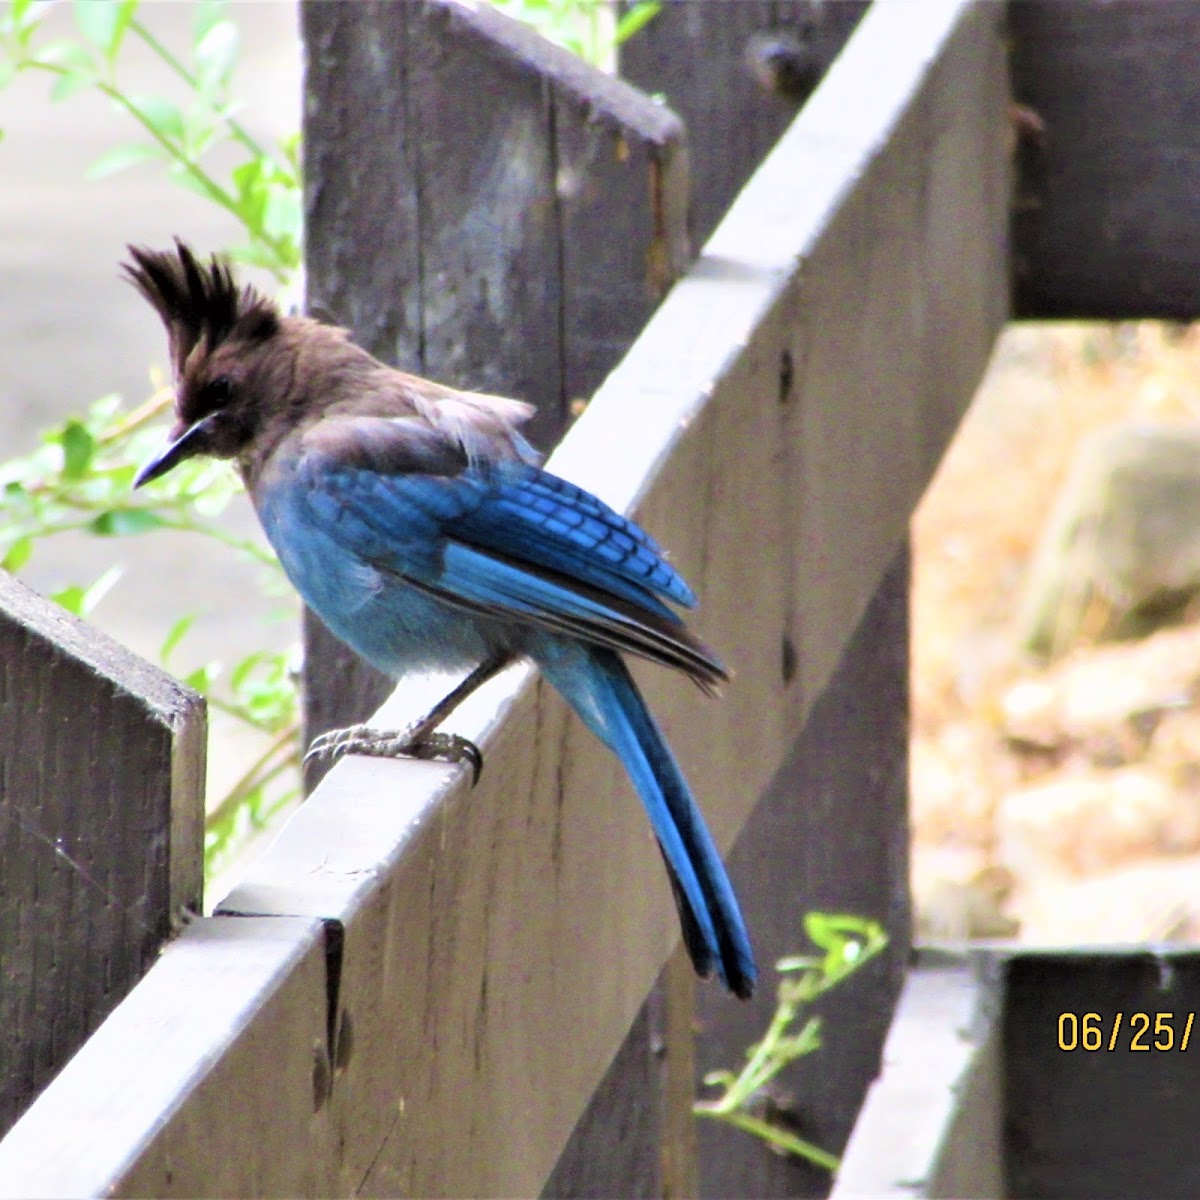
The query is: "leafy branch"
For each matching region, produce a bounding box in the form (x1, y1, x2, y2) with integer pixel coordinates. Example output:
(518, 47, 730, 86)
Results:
(695, 913, 888, 1173)
(0, 0, 300, 278)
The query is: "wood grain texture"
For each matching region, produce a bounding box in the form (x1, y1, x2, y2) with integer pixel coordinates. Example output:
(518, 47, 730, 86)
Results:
(300, 0, 691, 766)
(1010, 0, 1200, 320)
(0, 917, 327, 1198)
(0, 572, 204, 1138)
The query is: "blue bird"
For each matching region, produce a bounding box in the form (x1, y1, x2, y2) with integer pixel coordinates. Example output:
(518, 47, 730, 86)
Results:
(126, 241, 756, 998)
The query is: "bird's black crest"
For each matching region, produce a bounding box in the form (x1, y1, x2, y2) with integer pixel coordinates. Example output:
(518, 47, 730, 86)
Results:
(122, 238, 279, 379)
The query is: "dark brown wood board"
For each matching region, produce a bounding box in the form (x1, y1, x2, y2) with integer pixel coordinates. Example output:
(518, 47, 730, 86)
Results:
(0, 571, 204, 1137)
(1010, 0, 1200, 320)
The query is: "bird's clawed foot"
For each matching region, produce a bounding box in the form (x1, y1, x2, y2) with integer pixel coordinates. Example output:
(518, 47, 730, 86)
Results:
(303, 723, 483, 784)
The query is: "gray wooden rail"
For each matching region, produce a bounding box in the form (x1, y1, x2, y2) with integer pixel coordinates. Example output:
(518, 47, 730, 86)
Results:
(1, 0, 1196, 1194)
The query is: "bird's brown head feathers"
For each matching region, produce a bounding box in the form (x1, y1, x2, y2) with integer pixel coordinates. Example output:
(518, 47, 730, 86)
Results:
(125, 239, 293, 479)
(126, 239, 537, 487)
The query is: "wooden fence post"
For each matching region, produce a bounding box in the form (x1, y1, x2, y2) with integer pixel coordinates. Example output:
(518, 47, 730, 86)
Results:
(0, 572, 205, 1136)
(619, 5, 911, 1194)
(300, 0, 689, 771)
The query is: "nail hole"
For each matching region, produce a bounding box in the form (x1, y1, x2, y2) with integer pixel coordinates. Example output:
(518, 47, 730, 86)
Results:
(781, 634, 798, 684)
(779, 348, 794, 405)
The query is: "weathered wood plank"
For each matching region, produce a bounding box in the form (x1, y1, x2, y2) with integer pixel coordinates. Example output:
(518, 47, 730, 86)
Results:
(833, 951, 1003, 1200)
(1010, 0, 1200, 320)
(0, 572, 204, 1137)
(0, 917, 328, 1198)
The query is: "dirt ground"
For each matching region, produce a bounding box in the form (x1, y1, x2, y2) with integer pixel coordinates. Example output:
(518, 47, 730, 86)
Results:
(912, 321, 1200, 945)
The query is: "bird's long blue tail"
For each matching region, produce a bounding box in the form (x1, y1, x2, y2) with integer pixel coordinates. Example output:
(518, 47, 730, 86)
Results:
(543, 645, 757, 998)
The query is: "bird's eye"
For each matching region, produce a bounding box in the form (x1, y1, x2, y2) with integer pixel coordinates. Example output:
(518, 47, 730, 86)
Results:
(201, 375, 233, 409)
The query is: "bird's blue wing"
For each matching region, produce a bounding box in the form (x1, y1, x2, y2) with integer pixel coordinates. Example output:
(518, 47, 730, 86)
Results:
(293, 416, 725, 688)
(456, 467, 698, 610)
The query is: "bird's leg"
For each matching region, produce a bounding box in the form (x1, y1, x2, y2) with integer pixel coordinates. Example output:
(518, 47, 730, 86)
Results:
(303, 655, 511, 784)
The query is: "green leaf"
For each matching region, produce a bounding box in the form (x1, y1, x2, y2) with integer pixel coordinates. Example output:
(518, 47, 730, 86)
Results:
(51, 582, 87, 615)
(615, 0, 661, 46)
(73, 0, 136, 58)
(86, 140, 162, 178)
(128, 93, 185, 142)
(39, 40, 97, 73)
(802, 911, 843, 954)
(160, 613, 195, 663)
(59, 418, 95, 479)
(193, 0, 227, 44)
(52, 566, 121, 617)
(2, 536, 33, 572)
(50, 67, 96, 102)
(88, 508, 165, 536)
(74, 0, 118, 51)
(184, 661, 219, 692)
(10, 0, 51, 46)
(278, 131, 301, 173)
(228, 650, 266, 692)
(231, 155, 263, 199)
(261, 183, 301, 243)
(111, 0, 138, 57)
(194, 17, 238, 91)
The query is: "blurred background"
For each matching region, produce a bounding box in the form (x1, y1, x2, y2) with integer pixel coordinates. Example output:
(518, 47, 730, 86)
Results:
(914, 322, 1200, 947)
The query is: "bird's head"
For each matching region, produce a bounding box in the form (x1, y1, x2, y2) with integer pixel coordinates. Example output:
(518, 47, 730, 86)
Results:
(125, 239, 293, 486)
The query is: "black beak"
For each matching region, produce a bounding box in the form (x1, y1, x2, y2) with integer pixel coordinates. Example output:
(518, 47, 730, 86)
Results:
(133, 413, 218, 488)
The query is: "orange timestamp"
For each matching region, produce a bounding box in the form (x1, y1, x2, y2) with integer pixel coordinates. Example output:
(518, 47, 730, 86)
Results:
(1057, 1011, 1195, 1052)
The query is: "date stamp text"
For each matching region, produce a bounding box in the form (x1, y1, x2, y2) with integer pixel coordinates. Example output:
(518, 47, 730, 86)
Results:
(1058, 1012, 1195, 1052)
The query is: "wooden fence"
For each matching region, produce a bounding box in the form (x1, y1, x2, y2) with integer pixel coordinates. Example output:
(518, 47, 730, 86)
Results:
(0, 0, 1196, 1195)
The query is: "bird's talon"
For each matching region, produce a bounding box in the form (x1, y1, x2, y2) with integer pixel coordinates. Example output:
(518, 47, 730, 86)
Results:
(302, 725, 483, 783)
(412, 733, 484, 786)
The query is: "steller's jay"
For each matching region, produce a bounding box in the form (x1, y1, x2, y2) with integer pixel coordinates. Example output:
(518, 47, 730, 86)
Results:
(126, 240, 756, 998)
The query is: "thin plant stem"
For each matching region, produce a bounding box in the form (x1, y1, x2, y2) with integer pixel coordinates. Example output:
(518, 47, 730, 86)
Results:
(204, 721, 300, 831)
(692, 1108, 840, 1173)
(128, 16, 273, 164)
